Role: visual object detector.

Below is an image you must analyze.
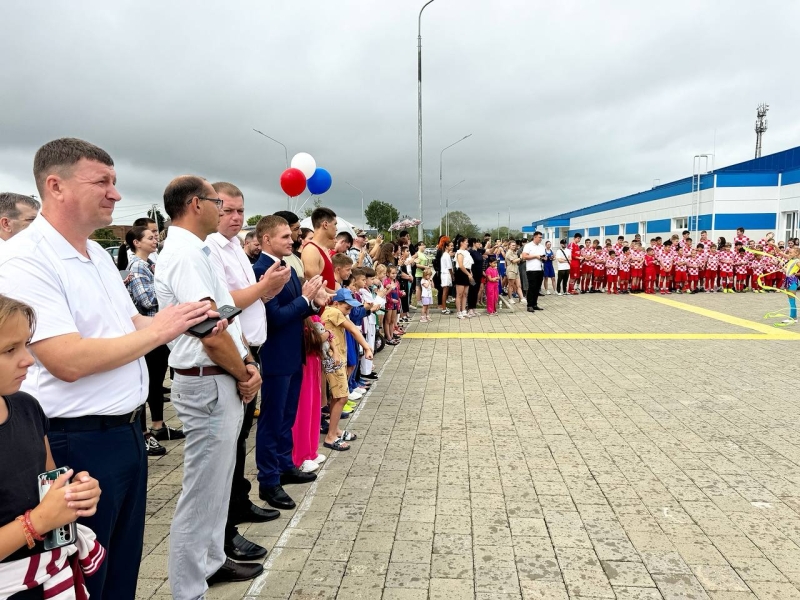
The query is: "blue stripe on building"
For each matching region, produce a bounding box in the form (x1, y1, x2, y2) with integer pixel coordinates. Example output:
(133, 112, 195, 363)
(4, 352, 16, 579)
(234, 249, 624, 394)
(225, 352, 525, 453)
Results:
(783, 168, 800, 187)
(569, 229, 584, 238)
(716, 172, 779, 187)
(714, 213, 776, 230)
(587, 227, 600, 236)
(688, 215, 713, 231)
(646, 219, 671, 234)
(604, 225, 619, 235)
(625, 223, 638, 234)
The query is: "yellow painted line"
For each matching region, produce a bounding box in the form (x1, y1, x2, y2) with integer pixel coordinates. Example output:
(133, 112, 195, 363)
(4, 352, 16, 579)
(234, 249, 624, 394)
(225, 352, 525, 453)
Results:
(632, 293, 800, 337)
(401, 332, 797, 340)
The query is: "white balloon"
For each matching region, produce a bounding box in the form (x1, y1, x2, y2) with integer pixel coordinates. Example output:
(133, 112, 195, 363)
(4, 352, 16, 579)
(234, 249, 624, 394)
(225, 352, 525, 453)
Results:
(291, 153, 317, 179)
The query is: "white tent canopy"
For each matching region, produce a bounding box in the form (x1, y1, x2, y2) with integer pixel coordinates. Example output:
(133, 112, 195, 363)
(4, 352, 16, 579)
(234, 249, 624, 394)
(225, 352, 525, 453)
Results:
(299, 216, 357, 240)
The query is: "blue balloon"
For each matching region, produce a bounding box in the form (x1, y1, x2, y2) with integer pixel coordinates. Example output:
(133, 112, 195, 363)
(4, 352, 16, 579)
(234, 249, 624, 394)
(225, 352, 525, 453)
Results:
(306, 168, 332, 195)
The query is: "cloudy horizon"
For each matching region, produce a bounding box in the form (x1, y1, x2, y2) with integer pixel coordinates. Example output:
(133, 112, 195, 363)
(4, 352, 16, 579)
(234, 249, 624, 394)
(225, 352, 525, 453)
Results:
(1, 0, 798, 232)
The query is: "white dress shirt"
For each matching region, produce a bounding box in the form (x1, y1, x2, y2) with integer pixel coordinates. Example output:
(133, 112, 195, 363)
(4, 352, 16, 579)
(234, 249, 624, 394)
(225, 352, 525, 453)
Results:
(522, 241, 546, 271)
(206, 232, 266, 346)
(0, 215, 148, 418)
(155, 226, 247, 369)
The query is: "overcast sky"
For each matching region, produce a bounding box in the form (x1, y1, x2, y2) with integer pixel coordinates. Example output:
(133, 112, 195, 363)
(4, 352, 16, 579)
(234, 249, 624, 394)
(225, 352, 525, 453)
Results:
(2, 1, 798, 231)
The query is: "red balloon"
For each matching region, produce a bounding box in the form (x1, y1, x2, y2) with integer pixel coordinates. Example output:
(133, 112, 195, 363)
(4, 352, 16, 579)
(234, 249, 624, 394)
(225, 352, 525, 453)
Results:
(280, 168, 307, 197)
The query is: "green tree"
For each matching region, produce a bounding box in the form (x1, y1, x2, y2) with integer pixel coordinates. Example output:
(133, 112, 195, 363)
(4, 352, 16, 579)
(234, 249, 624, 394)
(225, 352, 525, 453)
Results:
(364, 200, 399, 234)
(148, 207, 167, 231)
(91, 227, 119, 249)
(432, 210, 480, 240)
(246, 214, 263, 226)
(303, 198, 322, 218)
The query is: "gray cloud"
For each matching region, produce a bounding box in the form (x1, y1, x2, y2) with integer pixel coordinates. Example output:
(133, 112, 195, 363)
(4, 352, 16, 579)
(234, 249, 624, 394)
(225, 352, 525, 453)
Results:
(1, 0, 798, 232)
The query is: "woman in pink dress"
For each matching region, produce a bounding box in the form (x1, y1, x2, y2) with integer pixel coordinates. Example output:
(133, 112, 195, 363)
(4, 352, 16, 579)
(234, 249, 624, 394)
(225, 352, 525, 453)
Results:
(292, 316, 327, 472)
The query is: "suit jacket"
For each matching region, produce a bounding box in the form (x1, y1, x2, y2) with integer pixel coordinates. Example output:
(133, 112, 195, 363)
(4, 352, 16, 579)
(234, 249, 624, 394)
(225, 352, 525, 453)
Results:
(253, 253, 316, 376)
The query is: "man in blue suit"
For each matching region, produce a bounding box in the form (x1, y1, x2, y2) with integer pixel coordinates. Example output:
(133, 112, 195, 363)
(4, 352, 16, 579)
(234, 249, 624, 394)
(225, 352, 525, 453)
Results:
(253, 215, 328, 509)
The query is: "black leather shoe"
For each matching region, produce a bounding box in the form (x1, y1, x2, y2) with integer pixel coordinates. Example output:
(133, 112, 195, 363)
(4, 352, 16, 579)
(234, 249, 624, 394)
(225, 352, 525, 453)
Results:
(207, 557, 264, 586)
(527, 307, 536, 313)
(280, 468, 317, 485)
(533, 306, 544, 311)
(224, 533, 268, 561)
(230, 503, 281, 525)
(259, 485, 296, 510)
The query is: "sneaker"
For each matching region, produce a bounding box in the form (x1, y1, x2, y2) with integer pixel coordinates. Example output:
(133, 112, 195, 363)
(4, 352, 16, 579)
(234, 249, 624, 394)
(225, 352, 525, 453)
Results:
(300, 459, 320, 473)
(151, 425, 185, 441)
(347, 391, 362, 401)
(144, 433, 166, 457)
(546, 290, 551, 295)
(441, 309, 451, 314)
(344, 400, 359, 411)
(313, 454, 327, 464)
(457, 312, 465, 319)
(782, 318, 797, 324)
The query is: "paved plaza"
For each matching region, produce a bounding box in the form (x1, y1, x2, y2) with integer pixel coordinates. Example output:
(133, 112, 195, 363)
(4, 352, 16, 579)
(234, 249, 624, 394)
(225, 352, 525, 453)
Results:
(138, 292, 800, 600)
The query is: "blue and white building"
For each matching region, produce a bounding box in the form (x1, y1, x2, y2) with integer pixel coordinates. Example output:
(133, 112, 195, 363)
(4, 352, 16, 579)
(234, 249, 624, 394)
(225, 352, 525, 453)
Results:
(523, 146, 800, 244)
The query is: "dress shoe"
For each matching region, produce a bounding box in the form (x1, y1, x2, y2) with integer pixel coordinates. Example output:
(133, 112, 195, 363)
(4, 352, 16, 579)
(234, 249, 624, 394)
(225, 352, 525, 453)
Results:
(280, 467, 318, 485)
(532, 306, 544, 311)
(259, 484, 296, 510)
(229, 502, 280, 525)
(527, 307, 536, 313)
(224, 533, 268, 561)
(207, 557, 263, 586)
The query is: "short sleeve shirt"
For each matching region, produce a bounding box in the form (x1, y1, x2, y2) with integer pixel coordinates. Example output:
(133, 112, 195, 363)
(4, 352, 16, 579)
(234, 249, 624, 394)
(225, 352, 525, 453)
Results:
(0, 216, 148, 418)
(321, 306, 347, 360)
(155, 226, 247, 369)
(522, 242, 546, 271)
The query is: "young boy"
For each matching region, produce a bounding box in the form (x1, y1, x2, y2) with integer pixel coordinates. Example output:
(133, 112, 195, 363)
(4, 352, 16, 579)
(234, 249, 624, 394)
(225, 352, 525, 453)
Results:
(718, 244, 735, 292)
(673, 247, 688, 293)
(605, 250, 619, 294)
(580, 239, 594, 293)
(734, 247, 749, 292)
(332, 253, 353, 290)
(644, 247, 658, 294)
(618, 246, 631, 293)
(592, 243, 607, 293)
(687, 248, 702, 293)
(658, 240, 674, 294)
(358, 268, 387, 378)
(629, 241, 644, 293)
(321, 289, 374, 451)
(568, 233, 583, 294)
(705, 244, 719, 293)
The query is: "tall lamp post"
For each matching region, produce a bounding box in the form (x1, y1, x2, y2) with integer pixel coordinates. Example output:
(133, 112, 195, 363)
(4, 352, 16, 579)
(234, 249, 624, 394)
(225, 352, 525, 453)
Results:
(345, 181, 365, 230)
(252, 128, 290, 210)
(439, 133, 472, 232)
(417, 0, 437, 242)
(445, 179, 465, 238)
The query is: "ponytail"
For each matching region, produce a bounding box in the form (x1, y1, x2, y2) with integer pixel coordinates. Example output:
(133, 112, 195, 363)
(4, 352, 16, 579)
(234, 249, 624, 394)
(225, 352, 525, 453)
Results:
(117, 243, 129, 270)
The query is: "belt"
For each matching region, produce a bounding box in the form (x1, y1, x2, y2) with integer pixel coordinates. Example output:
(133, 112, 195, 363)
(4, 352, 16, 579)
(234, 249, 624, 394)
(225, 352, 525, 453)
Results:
(49, 405, 144, 432)
(173, 365, 230, 377)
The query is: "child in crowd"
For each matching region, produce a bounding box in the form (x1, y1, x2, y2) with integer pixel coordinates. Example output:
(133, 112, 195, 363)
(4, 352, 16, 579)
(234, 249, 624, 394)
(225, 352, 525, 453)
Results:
(618, 247, 631, 293)
(484, 258, 500, 314)
(687, 248, 701, 293)
(292, 317, 327, 473)
(644, 247, 657, 294)
(0, 295, 103, 596)
(673, 247, 688, 293)
(734, 247, 749, 292)
(705, 244, 719, 292)
(419, 267, 434, 322)
(630, 242, 644, 293)
(751, 247, 765, 292)
(657, 240, 674, 294)
(358, 268, 386, 377)
(718, 243, 734, 292)
(580, 240, 594, 293)
(542, 241, 555, 295)
(382, 265, 401, 345)
(592, 244, 606, 293)
(321, 289, 373, 452)
(556, 239, 571, 296)
(332, 253, 353, 290)
(605, 250, 618, 294)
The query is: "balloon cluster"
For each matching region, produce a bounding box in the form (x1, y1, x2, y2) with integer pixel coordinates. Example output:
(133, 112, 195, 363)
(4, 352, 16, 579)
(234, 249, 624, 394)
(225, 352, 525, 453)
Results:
(280, 153, 332, 197)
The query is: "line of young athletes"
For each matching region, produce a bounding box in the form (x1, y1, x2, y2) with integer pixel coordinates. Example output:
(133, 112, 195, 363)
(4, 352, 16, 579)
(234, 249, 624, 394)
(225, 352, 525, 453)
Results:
(564, 229, 793, 295)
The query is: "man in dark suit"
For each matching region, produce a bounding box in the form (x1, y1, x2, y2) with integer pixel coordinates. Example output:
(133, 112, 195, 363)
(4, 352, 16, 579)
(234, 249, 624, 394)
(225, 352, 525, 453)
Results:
(253, 215, 328, 510)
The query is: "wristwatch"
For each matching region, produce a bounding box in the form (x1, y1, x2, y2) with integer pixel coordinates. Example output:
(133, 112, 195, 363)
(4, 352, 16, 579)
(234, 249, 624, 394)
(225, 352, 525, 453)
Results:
(245, 360, 260, 373)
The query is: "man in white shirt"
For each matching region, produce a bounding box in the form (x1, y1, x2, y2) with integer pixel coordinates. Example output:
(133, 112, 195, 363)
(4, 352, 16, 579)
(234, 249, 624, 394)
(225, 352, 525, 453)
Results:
(0, 138, 214, 600)
(156, 175, 264, 597)
(521, 231, 546, 312)
(206, 181, 291, 561)
(0, 192, 39, 244)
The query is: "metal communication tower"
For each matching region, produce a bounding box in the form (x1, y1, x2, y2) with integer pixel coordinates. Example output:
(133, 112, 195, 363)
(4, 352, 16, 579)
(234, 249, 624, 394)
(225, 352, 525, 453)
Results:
(754, 103, 769, 158)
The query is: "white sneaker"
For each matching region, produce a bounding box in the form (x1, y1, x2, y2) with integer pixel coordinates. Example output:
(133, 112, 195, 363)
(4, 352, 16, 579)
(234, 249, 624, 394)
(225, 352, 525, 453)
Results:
(546, 290, 552, 295)
(300, 460, 320, 473)
(348, 391, 363, 401)
(782, 318, 797, 324)
(509, 299, 516, 304)
(313, 454, 327, 464)
(557, 292, 563, 296)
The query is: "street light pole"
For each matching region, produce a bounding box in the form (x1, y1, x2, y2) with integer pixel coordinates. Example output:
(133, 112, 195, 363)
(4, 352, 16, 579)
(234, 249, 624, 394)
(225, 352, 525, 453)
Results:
(417, 0, 436, 243)
(444, 179, 465, 239)
(252, 128, 290, 210)
(439, 133, 472, 233)
(345, 181, 365, 230)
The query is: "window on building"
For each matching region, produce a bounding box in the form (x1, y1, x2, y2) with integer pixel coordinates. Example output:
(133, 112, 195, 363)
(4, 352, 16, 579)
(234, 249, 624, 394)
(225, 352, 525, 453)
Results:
(785, 212, 798, 242)
(674, 217, 688, 230)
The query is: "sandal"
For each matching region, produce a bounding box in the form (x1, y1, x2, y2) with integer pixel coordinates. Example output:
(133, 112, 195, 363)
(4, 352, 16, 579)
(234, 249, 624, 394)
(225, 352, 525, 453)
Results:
(323, 438, 350, 451)
(341, 431, 357, 441)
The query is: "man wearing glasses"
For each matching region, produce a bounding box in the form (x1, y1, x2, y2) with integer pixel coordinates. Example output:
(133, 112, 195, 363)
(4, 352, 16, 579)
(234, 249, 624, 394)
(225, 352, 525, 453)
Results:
(156, 176, 264, 598)
(0, 192, 40, 244)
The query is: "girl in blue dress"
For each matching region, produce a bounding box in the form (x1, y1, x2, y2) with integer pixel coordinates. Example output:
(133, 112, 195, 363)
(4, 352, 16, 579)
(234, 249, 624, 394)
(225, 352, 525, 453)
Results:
(543, 240, 556, 294)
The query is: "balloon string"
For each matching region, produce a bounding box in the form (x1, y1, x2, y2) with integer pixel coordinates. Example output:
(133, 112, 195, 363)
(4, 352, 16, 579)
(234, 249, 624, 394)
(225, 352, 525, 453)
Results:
(297, 194, 314, 214)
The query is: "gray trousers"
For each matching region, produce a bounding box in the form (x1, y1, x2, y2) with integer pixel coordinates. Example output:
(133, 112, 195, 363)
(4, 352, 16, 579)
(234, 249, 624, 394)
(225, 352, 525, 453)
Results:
(168, 373, 244, 600)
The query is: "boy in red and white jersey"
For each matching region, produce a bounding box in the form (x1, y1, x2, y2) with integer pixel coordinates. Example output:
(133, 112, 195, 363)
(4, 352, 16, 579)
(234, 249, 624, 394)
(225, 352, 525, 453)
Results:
(592, 244, 607, 293)
(605, 250, 619, 294)
(734, 248, 749, 292)
(613, 236, 625, 256)
(673, 247, 689, 293)
(734, 227, 749, 247)
(698, 230, 713, 251)
(686, 248, 702, 293)
(629, 242, 645, 293)
(750, 248, 765, 293)
(618, 246, 631, 293)
(580, 240, 594, 293)
(704, 245, 719, 293)
(718, 244, 735, 292)
(657, 241, 674, 294)
(643, 248, 658, 294)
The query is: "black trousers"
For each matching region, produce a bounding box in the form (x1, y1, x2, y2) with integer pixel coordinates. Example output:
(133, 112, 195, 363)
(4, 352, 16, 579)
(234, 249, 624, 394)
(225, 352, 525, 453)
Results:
(225, 346, 260, 542)
(557, 270, 569, 294)
(526, 270, 544, 307)
(141, 343, 170, 430)
(48, 423, 147, 600)
(467, 279, 480, 309)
